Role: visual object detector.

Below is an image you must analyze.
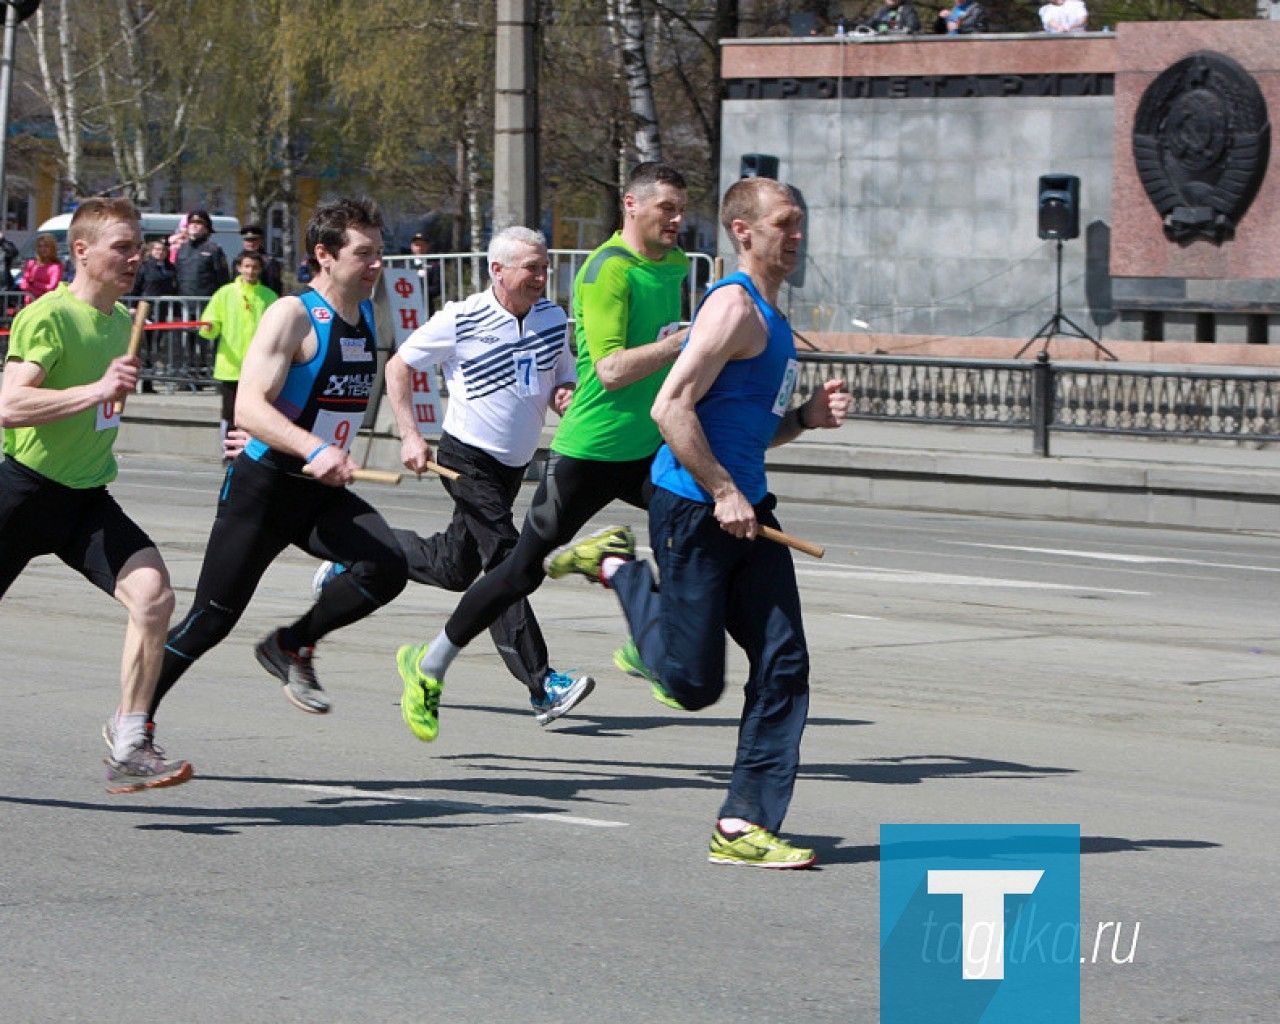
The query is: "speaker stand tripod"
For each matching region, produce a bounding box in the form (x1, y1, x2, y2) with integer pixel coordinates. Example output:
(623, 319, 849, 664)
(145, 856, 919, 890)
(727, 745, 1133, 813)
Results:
(1015, 239, 1116, 360)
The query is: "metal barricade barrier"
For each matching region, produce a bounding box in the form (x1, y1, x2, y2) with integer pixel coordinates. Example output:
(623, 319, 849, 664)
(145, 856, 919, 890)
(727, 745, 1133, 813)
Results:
(382, 249, 717, 331)
(122, 295, 214, 392)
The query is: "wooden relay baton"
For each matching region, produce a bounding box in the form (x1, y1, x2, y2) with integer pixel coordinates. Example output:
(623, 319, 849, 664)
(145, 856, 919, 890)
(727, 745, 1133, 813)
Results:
(112, 300, 151, 416)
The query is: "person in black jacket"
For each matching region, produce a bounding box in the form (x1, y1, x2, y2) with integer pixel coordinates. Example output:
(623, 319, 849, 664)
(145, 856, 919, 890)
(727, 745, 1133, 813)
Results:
(134, 240, 178, 296)
(173, 209, 229, 296)
(863, 0, 921, 33)
(0, 231, 19, 288)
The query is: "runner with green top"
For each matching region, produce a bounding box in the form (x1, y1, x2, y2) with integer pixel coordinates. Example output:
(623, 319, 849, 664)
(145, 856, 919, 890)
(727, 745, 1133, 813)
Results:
(395, 161, 690, 742)
(0, 197, 193, 792)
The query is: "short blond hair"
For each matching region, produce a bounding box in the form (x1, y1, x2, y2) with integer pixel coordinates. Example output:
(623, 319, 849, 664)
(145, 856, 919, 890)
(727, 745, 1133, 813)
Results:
(720, 178, 796, 253)
(68, 197, 141, 248)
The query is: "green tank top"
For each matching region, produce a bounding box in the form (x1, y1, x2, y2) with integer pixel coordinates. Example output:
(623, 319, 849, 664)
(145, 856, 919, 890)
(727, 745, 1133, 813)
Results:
(3, 284, 131, 488)
(553, 233, 688, 461)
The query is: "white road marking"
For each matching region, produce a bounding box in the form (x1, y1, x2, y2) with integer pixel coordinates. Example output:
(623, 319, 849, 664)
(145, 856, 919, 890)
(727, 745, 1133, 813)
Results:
(948, 542, 1280, 574)
(286, 783, 628, 828)
(796, 563, 1147, 595)
(836, 613, 884, 620)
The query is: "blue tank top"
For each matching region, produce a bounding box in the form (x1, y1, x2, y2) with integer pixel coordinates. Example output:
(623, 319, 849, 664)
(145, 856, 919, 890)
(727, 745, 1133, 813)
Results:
(245, 290, 378, 470)
(651, 272, 798, 505)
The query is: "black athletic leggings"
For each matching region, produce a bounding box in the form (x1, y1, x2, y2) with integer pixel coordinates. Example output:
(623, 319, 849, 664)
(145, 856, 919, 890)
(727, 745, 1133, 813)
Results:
(444, 450, 654, 648)
(150, 455, 407, 718)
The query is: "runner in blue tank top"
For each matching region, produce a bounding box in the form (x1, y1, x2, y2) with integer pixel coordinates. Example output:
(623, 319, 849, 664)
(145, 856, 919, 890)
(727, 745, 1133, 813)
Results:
(550, 178, 851, 868)
(146, 198, 410, 726)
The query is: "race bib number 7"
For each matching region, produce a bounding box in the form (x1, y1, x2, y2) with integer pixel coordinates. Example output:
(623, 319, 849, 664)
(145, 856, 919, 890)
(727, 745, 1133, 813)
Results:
(312, 409, 365, 453)
(513, 350, 540, 397)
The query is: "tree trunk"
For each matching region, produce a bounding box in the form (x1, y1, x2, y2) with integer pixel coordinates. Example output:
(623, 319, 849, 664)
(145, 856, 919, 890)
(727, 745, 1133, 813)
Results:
(28, 2, 83, 195)
(279, 80, 297, 275)
(465, 108, 482, 249)
(609, 0, 662, 163)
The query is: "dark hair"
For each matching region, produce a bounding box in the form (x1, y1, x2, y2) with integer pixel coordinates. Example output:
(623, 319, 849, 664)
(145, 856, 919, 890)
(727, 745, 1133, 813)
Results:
(305, 196, 383, 263)
(626, 162, 687, 201)
(235, 250, 264, 268)
(188, 209, 213, 228)
(69, 197, 140, 247)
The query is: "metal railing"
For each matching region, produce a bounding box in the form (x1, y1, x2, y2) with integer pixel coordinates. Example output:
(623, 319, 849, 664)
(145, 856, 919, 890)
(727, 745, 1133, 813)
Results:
(794, 352, 1280, 454)
(1, 293, 216, 390)
(12, 279, 1274, 455)
(382, 249, 717, 323)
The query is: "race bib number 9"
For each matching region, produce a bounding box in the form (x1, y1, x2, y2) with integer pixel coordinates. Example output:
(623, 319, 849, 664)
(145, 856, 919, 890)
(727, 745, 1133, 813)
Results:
(95, 400, 122, 432)
(312, 409, 365, 453)
(513, 350, 540, 397)
(772, 358, 799, 417)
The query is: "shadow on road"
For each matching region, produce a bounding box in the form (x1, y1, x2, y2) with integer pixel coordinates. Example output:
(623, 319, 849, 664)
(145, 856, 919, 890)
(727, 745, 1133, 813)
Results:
(0, 750, 1091, 842)
(791, 834, 1221, 867)
(446, 702, 874, 737)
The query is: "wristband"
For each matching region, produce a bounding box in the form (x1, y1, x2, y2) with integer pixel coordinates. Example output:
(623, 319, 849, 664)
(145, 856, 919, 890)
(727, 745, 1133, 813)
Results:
(306, 442, 331, 464)
(798, 403, 814, 430)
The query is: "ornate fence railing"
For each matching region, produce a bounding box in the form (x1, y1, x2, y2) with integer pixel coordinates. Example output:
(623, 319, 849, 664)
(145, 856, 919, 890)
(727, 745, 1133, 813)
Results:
(6, 285, 1277, 452)
(794, 352, 1280, 454)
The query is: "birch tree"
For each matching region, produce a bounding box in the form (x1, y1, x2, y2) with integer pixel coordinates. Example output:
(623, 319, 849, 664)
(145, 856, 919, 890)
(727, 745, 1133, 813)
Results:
(25, 0, 217, 202)
(607, 0, 662, 163)
(25, 0, 84, 193)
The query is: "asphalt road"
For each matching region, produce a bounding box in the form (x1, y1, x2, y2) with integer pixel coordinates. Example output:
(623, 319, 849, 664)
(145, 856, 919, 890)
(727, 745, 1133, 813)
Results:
(1, 455, 1276, 1023)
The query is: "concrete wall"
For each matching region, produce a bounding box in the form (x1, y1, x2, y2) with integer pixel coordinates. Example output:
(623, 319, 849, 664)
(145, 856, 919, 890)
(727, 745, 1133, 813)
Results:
(721, 89, 1119, 340)
(718, 27, 1279, 346)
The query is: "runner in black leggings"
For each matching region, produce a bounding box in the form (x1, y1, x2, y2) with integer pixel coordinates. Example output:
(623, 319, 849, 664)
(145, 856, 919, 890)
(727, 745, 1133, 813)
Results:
(148, 197, 408, 723)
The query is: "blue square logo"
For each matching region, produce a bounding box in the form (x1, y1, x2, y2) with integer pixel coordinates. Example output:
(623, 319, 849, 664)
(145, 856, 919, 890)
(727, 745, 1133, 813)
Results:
(880, 824, 1080, 1024)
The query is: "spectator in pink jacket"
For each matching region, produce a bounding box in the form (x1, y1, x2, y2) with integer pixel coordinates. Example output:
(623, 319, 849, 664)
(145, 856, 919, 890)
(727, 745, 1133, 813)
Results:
(18, 233, 64, 301)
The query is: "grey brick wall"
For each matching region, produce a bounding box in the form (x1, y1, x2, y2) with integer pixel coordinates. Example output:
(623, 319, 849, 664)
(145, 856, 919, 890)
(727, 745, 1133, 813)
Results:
(720, 94, 1133, 342)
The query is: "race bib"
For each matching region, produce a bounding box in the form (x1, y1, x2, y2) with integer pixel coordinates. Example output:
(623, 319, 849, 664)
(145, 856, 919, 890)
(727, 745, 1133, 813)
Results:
(95, 400, 122, 432)
(312, 409, 365, 453)
(340, 336, 371, 363)
(512, 350, 540, 397)
(772, 358, 799, 417)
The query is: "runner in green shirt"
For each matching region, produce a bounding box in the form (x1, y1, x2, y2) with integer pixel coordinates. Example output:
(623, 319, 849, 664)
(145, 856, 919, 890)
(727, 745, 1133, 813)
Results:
(0, 197, 193, 792)
(395, 161, 692, 741)
(199, 250, 278, 457)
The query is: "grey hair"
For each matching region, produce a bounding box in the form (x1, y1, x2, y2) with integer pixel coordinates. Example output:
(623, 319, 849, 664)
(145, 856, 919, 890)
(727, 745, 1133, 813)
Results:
(488, 225, 546, 268)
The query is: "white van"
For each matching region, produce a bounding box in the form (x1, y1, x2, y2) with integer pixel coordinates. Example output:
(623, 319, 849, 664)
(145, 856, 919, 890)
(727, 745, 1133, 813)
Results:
(20, 211, 243, 271)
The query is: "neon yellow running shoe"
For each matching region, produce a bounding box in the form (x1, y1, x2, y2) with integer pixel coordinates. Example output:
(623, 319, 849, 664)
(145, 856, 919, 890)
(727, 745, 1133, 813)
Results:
(397, 643, 444, 742)
(707, 824, 817, 869)
(613, 637, 656, 682)
(613, 637, 689, 709)
(545, 525, 634, 582)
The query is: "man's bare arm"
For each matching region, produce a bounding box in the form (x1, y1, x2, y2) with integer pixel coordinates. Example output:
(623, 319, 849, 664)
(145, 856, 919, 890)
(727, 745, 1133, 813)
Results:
(650, 289, 764, 538)
(594, 326, 687, 391)
(0, 356, 136, 428)
(385, 352, 433, 474)
(771, 379, 852, 447)
(235, 297, 354, 485)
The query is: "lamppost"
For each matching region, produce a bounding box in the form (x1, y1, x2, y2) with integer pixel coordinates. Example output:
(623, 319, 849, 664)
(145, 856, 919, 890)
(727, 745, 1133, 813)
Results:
(0, 2, 42, 228)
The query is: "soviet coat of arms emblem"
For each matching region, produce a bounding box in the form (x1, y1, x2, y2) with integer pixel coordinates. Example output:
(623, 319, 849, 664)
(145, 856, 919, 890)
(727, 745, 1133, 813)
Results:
(1133, 50, 1270, 244)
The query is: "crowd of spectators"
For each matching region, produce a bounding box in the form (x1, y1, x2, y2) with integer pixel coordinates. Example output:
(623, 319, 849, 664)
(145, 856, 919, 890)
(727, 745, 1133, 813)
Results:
(842, 0, 1089, 34)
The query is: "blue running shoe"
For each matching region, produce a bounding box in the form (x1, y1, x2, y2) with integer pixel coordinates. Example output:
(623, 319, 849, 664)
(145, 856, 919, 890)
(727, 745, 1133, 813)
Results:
(530, 671, 596, 725)
(311, 561, 348, 600)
